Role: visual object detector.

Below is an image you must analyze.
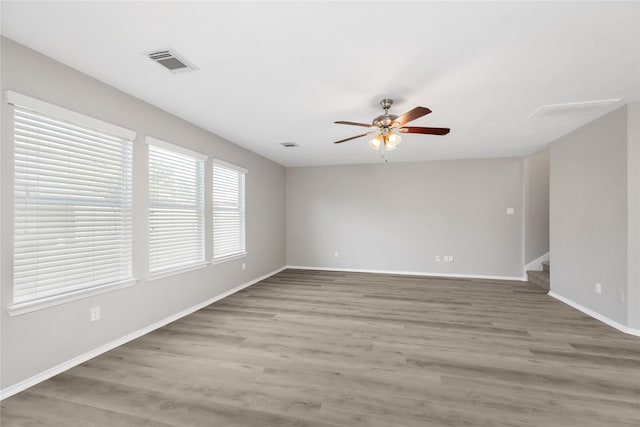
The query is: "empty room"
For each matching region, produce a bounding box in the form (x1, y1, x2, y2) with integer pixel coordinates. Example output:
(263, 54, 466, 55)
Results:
(1, 1, 639, 426)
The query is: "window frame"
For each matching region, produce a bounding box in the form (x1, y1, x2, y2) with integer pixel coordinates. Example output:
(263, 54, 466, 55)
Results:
(146, 136, 208, 279)
(7, 91, 137, 316)
(212, 159, 247, 264)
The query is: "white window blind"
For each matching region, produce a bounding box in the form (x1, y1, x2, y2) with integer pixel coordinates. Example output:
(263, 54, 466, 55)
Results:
(12, 102, 134, 306)
(147, 137, 206, 275)
(213, 159, 247, 261)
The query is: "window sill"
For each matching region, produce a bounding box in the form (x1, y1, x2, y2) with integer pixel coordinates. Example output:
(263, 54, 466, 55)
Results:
(212, 252, 247, 265)
(147, 262, 210, 282)
(7, 278, 138, 317)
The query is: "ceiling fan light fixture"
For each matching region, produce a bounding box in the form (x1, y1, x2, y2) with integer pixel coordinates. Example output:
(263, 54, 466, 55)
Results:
(369, 135, 382, 150)
(387, 132, 401, 146)
(384, 141, 398, 152)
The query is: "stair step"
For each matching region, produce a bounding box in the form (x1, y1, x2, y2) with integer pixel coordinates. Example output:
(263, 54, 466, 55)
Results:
(542, 261, 550, 273)
(527, 270, 550, 291)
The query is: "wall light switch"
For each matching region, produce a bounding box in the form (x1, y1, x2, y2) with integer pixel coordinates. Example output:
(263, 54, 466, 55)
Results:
(334, 251, 339, 258)
(241, 262, 246, 271)
(595, 282, 602, 294)
(506, 208, 515, 215)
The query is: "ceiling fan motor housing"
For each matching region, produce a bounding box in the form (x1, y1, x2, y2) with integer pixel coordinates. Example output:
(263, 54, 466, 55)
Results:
(373, 99, 398, 128)
(373, 114, 398, 128)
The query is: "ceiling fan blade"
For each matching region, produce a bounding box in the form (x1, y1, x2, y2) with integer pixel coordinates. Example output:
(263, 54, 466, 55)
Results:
(334, 120, 375, 128)
(333, 131, 375, 144)
(399, 126, 450, 135)
(394, 107, 432, 126)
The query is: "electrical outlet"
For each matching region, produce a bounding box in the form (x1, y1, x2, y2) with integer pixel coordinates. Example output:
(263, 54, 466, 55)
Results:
(241, 262, 246, 271)
(506, 208, 515, 215)
(334, 251, 339, 258)
(449, 255, 455, 262)
(595, 282, 602, 294)
(90, 306, 100, 322)
(444, 256, 450, 263)
(435, 255, 441, 262)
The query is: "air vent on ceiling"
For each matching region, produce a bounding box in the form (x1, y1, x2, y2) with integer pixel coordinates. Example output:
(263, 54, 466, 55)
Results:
(528, 99, 621, 118)
(147, 49, 198, 73)
(281, 142, 299, 148)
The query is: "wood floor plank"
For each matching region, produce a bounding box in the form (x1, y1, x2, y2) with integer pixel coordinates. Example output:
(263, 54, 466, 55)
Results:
(0, 391, 174, 427)
(3, 269, 640, 426)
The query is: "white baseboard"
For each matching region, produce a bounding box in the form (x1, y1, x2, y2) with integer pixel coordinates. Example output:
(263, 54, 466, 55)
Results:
(524, 252, 550, 273)
(0, 266, 286, 401)
(547, 291, 640, 337)
(287, 265, 526, 282)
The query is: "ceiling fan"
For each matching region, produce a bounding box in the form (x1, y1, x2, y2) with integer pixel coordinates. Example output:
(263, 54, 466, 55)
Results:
(333, 99, 450, 154)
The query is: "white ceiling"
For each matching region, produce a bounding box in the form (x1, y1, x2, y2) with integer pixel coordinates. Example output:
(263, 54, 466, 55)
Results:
(2, 1, 639, 167)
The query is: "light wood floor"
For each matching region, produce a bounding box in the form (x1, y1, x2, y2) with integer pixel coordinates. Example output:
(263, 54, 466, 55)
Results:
(2, 269, 640, 426)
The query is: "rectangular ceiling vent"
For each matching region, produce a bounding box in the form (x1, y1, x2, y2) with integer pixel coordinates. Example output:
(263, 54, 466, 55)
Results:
(281, 142, 299, 148)
(147, 49, 198, 73)
(528, 99, 621, 119)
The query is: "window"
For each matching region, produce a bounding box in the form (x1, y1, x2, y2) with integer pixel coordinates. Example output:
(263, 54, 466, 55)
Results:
(10, 91, 135, 310)
(147, 137, 206, 276)
(213, 159, 247, 261)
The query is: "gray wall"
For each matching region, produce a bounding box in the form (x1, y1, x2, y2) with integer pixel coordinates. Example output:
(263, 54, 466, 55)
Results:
(524, 148, 550, 264)
(627, 102, 640, 330)
(287, 159, 524, 278)
(0, 37, 286, 390)
(550, 106, 628, 325)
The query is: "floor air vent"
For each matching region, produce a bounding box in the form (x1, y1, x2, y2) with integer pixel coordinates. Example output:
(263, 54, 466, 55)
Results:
(147, 49, 198, 73)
